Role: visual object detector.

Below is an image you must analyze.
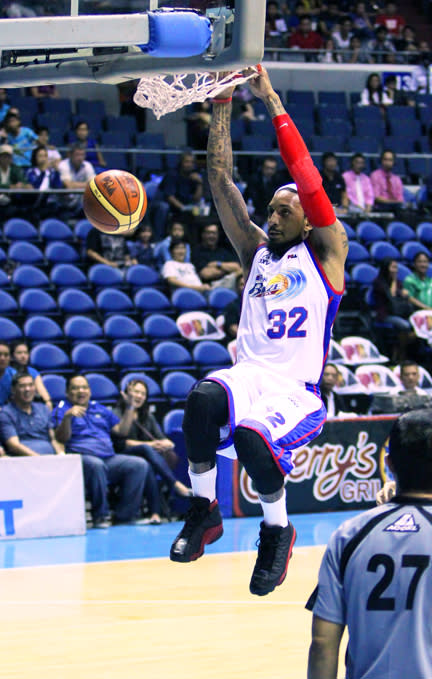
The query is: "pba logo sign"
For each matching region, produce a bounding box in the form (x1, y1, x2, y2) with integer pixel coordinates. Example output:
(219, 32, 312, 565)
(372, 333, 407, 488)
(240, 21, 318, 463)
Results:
(248, 269, 306, 301)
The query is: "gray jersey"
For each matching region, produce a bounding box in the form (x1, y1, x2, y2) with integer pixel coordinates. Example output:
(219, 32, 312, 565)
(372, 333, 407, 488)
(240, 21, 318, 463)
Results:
(307, 497, 432, 679)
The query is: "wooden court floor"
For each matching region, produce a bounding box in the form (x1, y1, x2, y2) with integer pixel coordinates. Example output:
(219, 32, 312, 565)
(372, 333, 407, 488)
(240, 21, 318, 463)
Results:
(0, 545, 348, 679)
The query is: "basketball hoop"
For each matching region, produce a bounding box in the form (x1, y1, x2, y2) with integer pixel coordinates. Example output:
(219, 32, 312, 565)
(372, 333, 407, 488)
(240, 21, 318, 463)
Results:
(133, 69, 258, 119)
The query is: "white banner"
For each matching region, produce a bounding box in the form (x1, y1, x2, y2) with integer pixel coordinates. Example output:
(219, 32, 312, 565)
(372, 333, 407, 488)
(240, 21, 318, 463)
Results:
(0, 456, 86, 540)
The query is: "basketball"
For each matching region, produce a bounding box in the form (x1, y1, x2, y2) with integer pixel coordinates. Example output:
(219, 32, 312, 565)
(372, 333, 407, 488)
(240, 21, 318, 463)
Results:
(83, 170, 147, 235)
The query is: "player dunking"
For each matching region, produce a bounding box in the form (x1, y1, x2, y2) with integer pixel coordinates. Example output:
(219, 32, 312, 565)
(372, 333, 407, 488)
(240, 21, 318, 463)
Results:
(170, 66, 348, 596)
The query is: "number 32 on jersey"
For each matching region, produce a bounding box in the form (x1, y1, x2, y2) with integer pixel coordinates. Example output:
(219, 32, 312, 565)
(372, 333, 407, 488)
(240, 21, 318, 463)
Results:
(267, 307, 308, 339)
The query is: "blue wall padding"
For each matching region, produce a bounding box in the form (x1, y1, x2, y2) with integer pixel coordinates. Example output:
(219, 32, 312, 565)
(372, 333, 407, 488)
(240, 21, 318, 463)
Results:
(139, 10, 212, 58)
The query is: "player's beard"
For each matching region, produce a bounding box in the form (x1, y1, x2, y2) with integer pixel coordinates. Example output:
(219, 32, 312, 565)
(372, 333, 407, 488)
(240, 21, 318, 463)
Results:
(267, 234, 303, 259)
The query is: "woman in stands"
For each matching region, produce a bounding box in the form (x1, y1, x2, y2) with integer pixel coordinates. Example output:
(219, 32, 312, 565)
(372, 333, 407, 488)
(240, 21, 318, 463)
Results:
(10, 341, 53, 410)
(26, 145, 63, 218)
(113, 378, 192, 522)
(72, 120, 106, 173)
(359, 72, 392, 111)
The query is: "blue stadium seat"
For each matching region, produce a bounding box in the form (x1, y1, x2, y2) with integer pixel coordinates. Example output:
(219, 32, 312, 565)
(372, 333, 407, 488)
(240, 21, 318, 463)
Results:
(311, 135, 347, 153)
(247, 120, 276, 140)
(58, 289, 96, 315)
(340, 221, 356, 240)
(71, 343, 112, 372)
(241, 135, 273, 152)
(369, 241, 401, 262)
(0, 318, 22, 342)
(400, 241, 431, 261)
(12, 265, 50, 289)
(120, 372, 162, 399)
(19, 289, 58, 316)
(111, 341, 153, 373)
(41, 374, 66, 404)
(0, 269, 10, 289)
(397, 262, 412, 281)
(207, 287, 238, 312)
(8, 242, 44, 265)
(386, 221, 416, 245)
(347, 136, 378, 155)
(286, 90, 315, 106)
(318, 91, 346, 106)
(134, 288, 172, 315)
(171, 288, 207, 312)
(354, 118, 385, 139)
(163, 408, 184, 436)
(76, 99, 106, 118)
(63, 316, 104, 343)
(143, 314, 180, 342)
(100, 131, 133, 148)
(103, 152, 129, 171)
(125, 264, 161, 289)
(386, 105, 416, 125)
(162, 371, 196, 402)
(74, 219, 93, 243)
(416, 222, 432, 246)
(40, 97, 72, 117)
(230, 119, 246, 145)
(45, 241, 79, 264)
(319, 118, 352, 139)
(382, 135, 416, 154)
(96, 288, 134, 316)
(345, 241, 370, 265)
(50, 263, 88, 289)
(39, 219, 74, 242)
(0, 290, 18, 315)
(406, 157, 430, 182)
(88, 264, 124, 290)
(105, 114, 137, 134)
(350, 263, 379, 286)
(192, 340, 231, 375)
(356, 221, 386, 246)
(30, 343, 71, 373)
(84, 373, 118, 404)
(104, 315, 142, 343)
(24, 316, 64, 344)
(152, 341, 194, 375)
(4, 218, 38, 241)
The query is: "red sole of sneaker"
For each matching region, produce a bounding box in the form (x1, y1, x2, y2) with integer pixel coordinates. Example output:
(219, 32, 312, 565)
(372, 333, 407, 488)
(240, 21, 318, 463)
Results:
(276, 525, 297, 588)
(189, 524, 224, 562)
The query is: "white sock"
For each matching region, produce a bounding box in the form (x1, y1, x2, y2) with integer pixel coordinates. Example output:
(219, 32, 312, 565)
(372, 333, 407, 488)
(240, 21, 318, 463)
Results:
(188, 466, 217, 502)
(260, 491, 288, 527)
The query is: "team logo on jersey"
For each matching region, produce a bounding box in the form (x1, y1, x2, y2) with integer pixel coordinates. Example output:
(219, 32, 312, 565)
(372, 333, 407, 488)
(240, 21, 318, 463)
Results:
(248, 269, 306, 300)
(384, 513, 420, 532)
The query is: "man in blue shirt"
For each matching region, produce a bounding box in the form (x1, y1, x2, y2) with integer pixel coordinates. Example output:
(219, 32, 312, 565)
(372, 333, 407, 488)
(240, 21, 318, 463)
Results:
(2, 111, 38, 168)
(0, 371, 62, 456)
(0, 342, 16, 406)
(307, 407, 432, 679)
(51, 374, 149, 528)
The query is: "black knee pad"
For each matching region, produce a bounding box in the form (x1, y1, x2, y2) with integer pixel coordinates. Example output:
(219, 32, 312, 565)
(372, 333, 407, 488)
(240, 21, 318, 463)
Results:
(182, 380, 228, 464)
(233, 425, 284, 495)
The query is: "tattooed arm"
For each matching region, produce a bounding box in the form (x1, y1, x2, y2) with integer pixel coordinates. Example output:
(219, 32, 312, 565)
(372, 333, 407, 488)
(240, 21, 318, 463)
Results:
(207, 98, 266, 274)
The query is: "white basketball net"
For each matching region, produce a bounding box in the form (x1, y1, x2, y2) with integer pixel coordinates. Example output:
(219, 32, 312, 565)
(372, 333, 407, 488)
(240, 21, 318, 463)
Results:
(133, 69, 257, 119)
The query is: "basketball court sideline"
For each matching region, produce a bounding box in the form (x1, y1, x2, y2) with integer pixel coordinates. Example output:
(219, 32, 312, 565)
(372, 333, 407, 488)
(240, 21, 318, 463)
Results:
(0, 512, 355, 679)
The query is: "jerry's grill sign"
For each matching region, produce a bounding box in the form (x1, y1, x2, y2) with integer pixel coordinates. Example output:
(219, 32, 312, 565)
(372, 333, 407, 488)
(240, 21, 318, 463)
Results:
(233, 417, 397, 516)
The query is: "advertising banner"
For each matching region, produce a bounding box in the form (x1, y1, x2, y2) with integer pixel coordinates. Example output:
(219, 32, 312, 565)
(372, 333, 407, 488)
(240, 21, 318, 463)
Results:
(232, 416, 397, 516)
(0, 455, 86, 539)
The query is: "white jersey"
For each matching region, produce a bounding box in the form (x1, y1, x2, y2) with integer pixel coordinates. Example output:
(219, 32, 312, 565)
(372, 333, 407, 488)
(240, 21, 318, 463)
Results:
(236, 241, 343, 386)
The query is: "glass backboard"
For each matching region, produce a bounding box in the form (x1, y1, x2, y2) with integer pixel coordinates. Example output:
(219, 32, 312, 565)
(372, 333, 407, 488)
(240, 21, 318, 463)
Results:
(0, 0, 265, 88)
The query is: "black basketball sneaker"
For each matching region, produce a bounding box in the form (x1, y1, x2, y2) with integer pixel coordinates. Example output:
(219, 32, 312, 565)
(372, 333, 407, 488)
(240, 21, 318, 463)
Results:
(249, 521, 297, 596)
(170, 496, 223, 562)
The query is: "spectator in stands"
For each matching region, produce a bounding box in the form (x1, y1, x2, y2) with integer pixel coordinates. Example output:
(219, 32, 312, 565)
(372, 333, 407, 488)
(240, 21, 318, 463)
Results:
(0, 142, 28, 216)
(331, 15, 353, 53)
(288, 14, 324, 59)
(370, 149, 405, 212)
(151, 151, 204, 240)
(244, 156, 287, 227)
(1, 111, 38, 169)
(10, 341, 53, 410)
(162, 237, 210, 293)
(397, 360, 428, 394)
(393, 24, 419, 61)
(52, 374, 150, 528)
(0, 89, 10, 124)
(320, 363, 345, 418)
(26, 145, 63, 218)
(223, 271, 245, 340)
(410, 42, 432, 95)
(383, 74, 415, 106)
(0, 372, 63, 456)
(350, 1, 375, 42)
(344, 35, 374, 64)
(155, 218, 191, 267)
(29, 85, 58, 99)
(86, 219, 135, 270)
(36, 126, 62, 168)
(359, 72, 392, 110)
(231, 85, 256, 122)
(3, 2, 36, 18)
(192, 222, 242, 290)
(125, 222, 157, 268)
(371, 257, 414, 360)
(113, 378, 192, 521)
(320, 152, 348, 213)
(265, 0, 288, 46)
(318, 37, 342, 63)
(185, 101, 211, 151)
(342, 152, 375, 214)
(0, 342, 16, 405)
(367, 25, 397, 63)
(58, 143, 95, 218)
(375, 1, 406, 37)
(317, 2, 343, 38)
(403, 252, 432, 309)
(72, 120, 106, 173)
